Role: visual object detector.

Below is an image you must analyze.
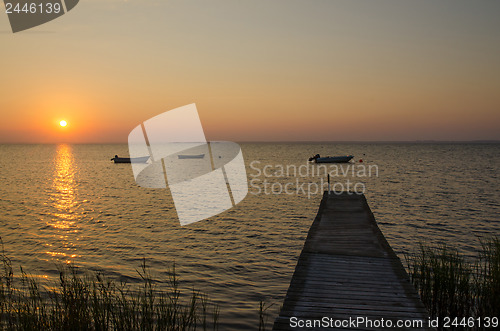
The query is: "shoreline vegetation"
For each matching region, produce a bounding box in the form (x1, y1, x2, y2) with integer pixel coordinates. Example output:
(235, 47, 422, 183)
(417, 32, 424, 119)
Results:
(1, 242, 220, 330)
(1, 241, 276, 331)
(2, 237, 498, 330)
(405, 237, 500, 322)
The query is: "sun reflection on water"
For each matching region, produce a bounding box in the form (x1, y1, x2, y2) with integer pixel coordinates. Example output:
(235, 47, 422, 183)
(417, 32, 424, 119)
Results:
(45, 144, 80, 263)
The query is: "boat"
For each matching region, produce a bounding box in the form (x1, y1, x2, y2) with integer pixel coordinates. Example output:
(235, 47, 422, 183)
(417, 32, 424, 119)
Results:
(308, 154, 354, 163)
(178, 154, 205, 159)
(111, 155, 150, 163)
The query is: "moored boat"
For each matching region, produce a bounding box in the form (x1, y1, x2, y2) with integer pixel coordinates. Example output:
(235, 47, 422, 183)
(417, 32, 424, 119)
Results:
(111, 155, 150, 163)
(308, 154, 354, 163)
(178, 154, 205, 159)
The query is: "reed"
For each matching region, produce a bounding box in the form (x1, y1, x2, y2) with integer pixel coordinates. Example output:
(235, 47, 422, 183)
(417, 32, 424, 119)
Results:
(258, 299, 275, 331)
(475, 237, 500, 318)
(1, 242, 219, 330)
(405, 237, 500, 320)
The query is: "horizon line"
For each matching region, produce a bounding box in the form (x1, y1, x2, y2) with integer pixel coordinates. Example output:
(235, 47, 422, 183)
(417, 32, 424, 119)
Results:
(0, 140, 499, 145)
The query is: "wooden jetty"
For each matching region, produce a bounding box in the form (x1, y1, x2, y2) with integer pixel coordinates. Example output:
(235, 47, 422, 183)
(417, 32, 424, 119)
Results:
(273, 192, 433, 330)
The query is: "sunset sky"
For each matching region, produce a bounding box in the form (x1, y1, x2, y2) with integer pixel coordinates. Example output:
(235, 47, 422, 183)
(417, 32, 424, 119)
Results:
(1, 0, 499, 143)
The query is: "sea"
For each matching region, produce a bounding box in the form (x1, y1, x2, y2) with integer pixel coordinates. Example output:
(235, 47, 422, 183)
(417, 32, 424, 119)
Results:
(0, 143, 499, 329)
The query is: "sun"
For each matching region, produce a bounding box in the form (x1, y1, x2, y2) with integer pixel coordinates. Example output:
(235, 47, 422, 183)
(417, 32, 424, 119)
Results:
(59, 120, 68, 127)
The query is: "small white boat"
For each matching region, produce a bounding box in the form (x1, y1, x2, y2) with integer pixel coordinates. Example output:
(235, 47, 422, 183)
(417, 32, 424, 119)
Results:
(111, 155, 150, 163)
(178, 154, 205, 159)
(308, 154, 353, 163)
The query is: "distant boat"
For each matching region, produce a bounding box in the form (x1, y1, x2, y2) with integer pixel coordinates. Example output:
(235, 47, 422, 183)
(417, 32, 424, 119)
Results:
(111, 155, 150, 163)
(308, 154, 354, 163)
(178, 154, 205, 159)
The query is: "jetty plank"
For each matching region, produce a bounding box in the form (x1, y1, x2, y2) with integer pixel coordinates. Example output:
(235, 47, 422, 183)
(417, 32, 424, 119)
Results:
(272, 192, 433, 330)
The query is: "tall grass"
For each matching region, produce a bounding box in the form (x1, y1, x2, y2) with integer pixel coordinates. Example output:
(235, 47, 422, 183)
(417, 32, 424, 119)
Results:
(405, 237, 500, 320)
(1, 242, 219, 330)
(258, 300, 274, 331)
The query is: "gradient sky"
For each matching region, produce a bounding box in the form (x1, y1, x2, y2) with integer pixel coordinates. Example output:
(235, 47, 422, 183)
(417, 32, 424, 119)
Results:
(1, 0, 499, 143)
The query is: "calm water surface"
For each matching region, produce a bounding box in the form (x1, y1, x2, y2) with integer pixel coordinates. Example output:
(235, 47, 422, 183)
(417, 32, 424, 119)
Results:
(0, 143, 499, 329)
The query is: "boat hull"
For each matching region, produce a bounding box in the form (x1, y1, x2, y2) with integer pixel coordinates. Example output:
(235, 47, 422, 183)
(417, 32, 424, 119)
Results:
(178, 154, 205, 159)
(314, 155, 354, 163)
(112, 156, 150, 163)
